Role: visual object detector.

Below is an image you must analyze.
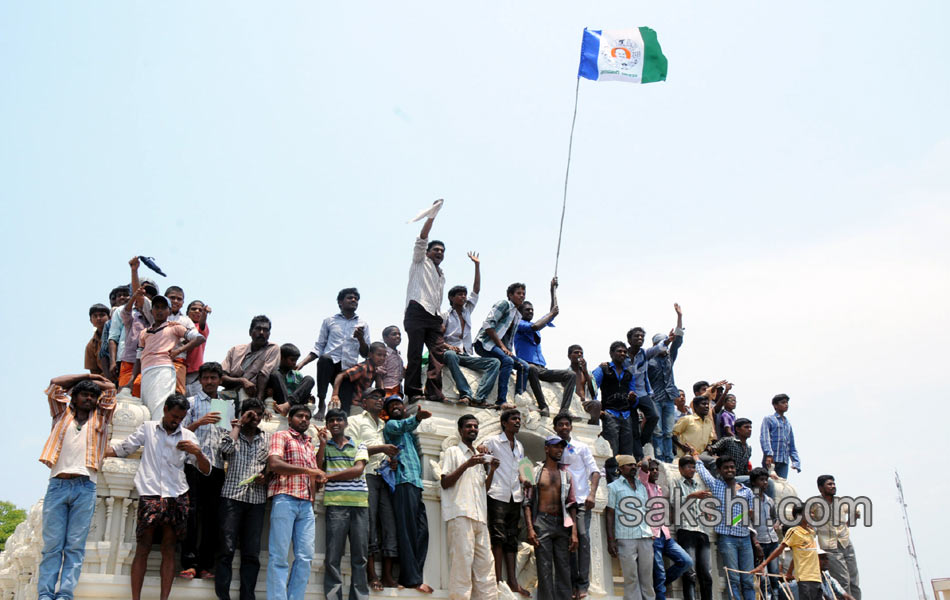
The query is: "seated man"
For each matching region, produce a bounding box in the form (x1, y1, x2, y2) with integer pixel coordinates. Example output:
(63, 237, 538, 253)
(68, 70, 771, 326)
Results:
(708, 418, 753, 481)
(567, 345, 600, 425)
(270, 343, 316, 416)
(220, 315, 281, 405)
(378, 326, 405, 397)
(672, 396, 716, 459)
(330, 342, 387, 415)
(474, 283, 530, 407)
(441, 251, 500, 407)
(515, 277, 577, 417)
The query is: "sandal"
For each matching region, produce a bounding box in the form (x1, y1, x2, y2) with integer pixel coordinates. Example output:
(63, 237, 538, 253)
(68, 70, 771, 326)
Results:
(199, 570, 215, 579)
(179, 568, 196, 580)
(457, 396, 472, 406)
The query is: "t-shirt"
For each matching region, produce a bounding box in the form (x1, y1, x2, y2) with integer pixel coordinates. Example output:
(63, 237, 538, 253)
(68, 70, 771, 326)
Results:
(184, 323, 209, 373)
(323, 437, 369, 507)
(50, 420, 95, 482)
(138, 323, 193, 372)
(783, 526, 821, 583)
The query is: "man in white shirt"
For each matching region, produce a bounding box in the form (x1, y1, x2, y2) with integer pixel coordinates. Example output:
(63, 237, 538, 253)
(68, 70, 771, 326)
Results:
(440, 414, 499, 600)
(554, 413, 601, 599)
(107, 393, 211, 600)
(442, 251, 500, 406)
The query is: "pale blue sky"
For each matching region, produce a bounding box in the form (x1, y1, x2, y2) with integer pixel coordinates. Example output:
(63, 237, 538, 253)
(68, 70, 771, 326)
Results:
(3, 2, 949, 596)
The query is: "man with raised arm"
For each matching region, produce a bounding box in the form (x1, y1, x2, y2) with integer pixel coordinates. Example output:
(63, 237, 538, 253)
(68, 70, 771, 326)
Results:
(474, 283, 530, 407)
(624, 326, 675, 460)
(647, 304, 684, 463)
(442, 251, 501, 407)
(403, 201, 447, 402)
(296, 288, 371, 420)
(515, 277, 577, 417)
(37, 373, 116, 600)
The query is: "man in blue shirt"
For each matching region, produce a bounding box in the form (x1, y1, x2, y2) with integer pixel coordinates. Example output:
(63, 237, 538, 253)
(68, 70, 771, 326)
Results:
(592, 342, 638, 480)
(647, 304, 684, 464)
(625, 327, 674, 461)
(515, 277, 577, 418)
(759, 394, 800, 479)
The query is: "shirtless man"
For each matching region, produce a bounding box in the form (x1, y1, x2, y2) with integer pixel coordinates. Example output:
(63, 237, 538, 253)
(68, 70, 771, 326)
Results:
(525, 437, 578, 600)
(568, 345, 600, 425)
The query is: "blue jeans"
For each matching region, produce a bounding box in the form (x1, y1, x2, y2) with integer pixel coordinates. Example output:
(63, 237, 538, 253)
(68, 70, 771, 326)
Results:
(773, 462, 789, 479)
(324, 505, 369, 600)
(759, 541, 781, 599)
(717, 534, 756, 600)
(267, 494, 315, 600)
(38, 477, 97, 600)
(653, 532, 693, 600)
(652, 396, 676, 463)
(473, 342, 521, 403)
(442, 351, 500, 403)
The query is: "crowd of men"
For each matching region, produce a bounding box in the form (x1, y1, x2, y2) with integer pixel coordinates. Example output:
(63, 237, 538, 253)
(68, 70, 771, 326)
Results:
(38, 204, 861, 600)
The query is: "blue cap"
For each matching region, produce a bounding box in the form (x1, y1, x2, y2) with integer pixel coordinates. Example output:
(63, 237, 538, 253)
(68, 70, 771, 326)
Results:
(545, 436, 567, 446)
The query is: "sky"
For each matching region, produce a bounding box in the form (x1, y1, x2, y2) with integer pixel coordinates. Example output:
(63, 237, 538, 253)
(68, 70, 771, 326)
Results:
(2, 2, 948, 597)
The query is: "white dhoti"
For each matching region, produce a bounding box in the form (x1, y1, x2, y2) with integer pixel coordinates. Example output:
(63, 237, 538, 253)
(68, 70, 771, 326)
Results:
(447, 516, 497, 600)
(141, 365, 177, 420)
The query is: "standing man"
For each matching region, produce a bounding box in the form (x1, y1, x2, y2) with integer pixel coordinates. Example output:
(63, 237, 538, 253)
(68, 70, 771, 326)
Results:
(296, 288, 371, 420)
(812, 475, 861, 599)
(383, 396, 435, 593)
(318, 408, 370, 600)
(592, 342, 637, 468)
(85, 304, 110, 376)
(474, 283, 530, 407)
(345, 388, 400, 591)
(708, 418, 753, 480)
(403, 201, 447, 402)
(37, 374, 116, 600)
(605, 455, 655, 600)
(624, 327, 674, 460)
(748, 468, 781, 600)
(567, 345, 600, 425)
(646, 304, 684, 463)
(442, 251, 501, 407)
(752, 506, 822, 600)
(674, 456, 713, 600)
(221, 315, 281, 405)
(216, 398, 270, 600)
(524, 436, 579, 600)
(107, 394, 212, 600)
(759, 394, 800, 479)
(554, 413, 600, 600)
(638, 459, 692, 600)
(163, 285, 198, 395)
(440, 414, 499, 600)
(266, 405, 326, 600)
(516, 278, 577, 417)
(482, 409, 531, 597)
(184, 299, 211, 392)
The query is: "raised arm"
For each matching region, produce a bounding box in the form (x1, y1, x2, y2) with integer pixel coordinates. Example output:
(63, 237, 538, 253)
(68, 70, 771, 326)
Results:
(129, 256, 141, 294)
(469, 251, 481, 295)
(530, 282, 560, 331)
(419, 211, 437, 240)
(49, 373, 115, 392)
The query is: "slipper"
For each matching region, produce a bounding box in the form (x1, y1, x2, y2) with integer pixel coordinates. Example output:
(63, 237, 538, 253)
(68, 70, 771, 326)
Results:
(457, 396, 472, 406)
(179, 568, 196, 580)
(199, 570, 215, 579)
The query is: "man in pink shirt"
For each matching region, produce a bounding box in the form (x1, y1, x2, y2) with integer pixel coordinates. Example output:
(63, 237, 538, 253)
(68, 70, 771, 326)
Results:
(638, 459, 693, 600)
(123, 295, 206, 420)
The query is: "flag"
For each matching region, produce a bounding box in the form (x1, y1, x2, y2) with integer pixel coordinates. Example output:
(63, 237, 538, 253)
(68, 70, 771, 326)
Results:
(407, 198, 444, 223)
(577, 27, 668, 84)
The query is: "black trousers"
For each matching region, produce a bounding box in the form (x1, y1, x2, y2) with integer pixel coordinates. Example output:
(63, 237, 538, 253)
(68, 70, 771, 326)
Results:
(526, 364, 577, 412)
(269, 371, 315, 407)
(403, 301, 444, 398)
(533, 513, 572, 600)
(182, 465, 225, 572)
(631, 394, 659, 458)
(393, 483, 428, 587)
(215, 498, 266, 600)
(315, 356, 342, 402)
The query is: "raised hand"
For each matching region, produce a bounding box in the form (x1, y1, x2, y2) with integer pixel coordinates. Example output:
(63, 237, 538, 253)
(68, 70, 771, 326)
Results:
(674, 303, 682, 316)
(129, 256, 140, 270)
(417, 409, 433, 421)
(467, 251, 480, 264)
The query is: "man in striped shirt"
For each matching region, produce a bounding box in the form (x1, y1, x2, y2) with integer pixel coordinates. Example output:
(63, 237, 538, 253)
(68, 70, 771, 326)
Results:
(759, 394, 800, 479)
(318, 408, 370, 600)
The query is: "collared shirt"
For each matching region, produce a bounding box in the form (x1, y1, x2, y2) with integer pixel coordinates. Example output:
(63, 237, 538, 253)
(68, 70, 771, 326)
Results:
(85, 330, 103, 374)
(672, 414, 717, 457)
(514, 319, 554, 367)
(167, 312, 197, 360)
(560, 438, 597, 502)
(646, 329, 684, 402)
(138, 322, 197, 372)
(717, 409, 736, 438)
(40, 386, 116, 473)
(222, 342, 281, 382)
(475, 299, 520, 352)
(313, 313, 371, 369)
(341, 361, 378, 406)
(323, 436, 369, 507)
(183, 391, 234, 469)
(346, 410, 386, 475)
(607, 477, 653, 540)
(219, 429, 270, 504)
(268, 429, 318, 501)
(406, 236, 445, 317)
(591, 362, 636, 414)
(483, 432, 525, 503)
(708, 436, 752, 476)
(119, 305, 149, 364)
(810, 498, 854, 549)
(184, 322, 209, 373)
(112, 421, 208, 498)
(108, 306, 128, 362)
(442, 291, 479, 355)
(528, 462, 576, 527)
(752, 491, 780, 543)
(622, 342, 667, 398)
(440, 443, 489, 523)
(821, 570, 849, 599)
(379, 347, 405, 389)
(675, 475, 710, 535)
(783, 526, 821, 583)
(383, 416, 423, 489)
(637, 469, 670, 539)
(695, 459, 755, 537)
(760, 412, 800, 469)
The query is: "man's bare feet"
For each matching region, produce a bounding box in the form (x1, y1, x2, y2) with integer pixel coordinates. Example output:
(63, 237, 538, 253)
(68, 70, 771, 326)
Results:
(415, 583, 434, 594)
(511, 584, 531, 597)
(369, 579, 384, 592)
(381, 577, 399, 588)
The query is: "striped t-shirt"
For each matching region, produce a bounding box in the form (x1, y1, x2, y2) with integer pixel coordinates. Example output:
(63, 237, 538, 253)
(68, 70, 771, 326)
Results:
(323, 437, 369, 507)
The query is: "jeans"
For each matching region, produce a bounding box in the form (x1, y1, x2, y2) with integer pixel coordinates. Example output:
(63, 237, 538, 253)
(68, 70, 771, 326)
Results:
(216, 498, 266, 600)
(676, 530, 712, 600)
(652, 532, 693, 600)
(716, 534, 756, 600)
(366, 474, 397, 558)
(266, 494, 315, 600)
(533, 513, 572, 600)
(758, 541, 780, 600)
(631, 395, 659, 458)
(442, 350, 500, 403)
(651, 396, 676, 463)
(772, 462, 789, 479)
(183, 465, 225, 572)
(393, 483, 428, 587)
(38, 477, 97, 600)
(324, 505, 369, 600)
(525, 364, 577, 413)
(473, 342, 516, 403)
(404, 301, 445, 398)
(569, 507, 592, 592)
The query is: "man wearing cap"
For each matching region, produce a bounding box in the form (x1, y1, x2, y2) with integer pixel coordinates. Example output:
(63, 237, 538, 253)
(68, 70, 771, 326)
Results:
(524, 435, 578, 600)
(606, 455, 655, 600)
(345, 388, 400, 590)
(383, 396, 434, 593)
(647, 304, 684, 463)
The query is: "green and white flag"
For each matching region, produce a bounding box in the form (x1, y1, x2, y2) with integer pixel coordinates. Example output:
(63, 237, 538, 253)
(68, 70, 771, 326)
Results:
(577, 27, 668, 83)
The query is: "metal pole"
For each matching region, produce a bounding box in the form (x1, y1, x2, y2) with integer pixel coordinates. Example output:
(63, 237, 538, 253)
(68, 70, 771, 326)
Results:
(554, 77, 581, 277)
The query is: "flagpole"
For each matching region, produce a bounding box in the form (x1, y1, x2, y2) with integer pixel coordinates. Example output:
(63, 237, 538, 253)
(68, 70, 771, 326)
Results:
(554, 77, 581, 278)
